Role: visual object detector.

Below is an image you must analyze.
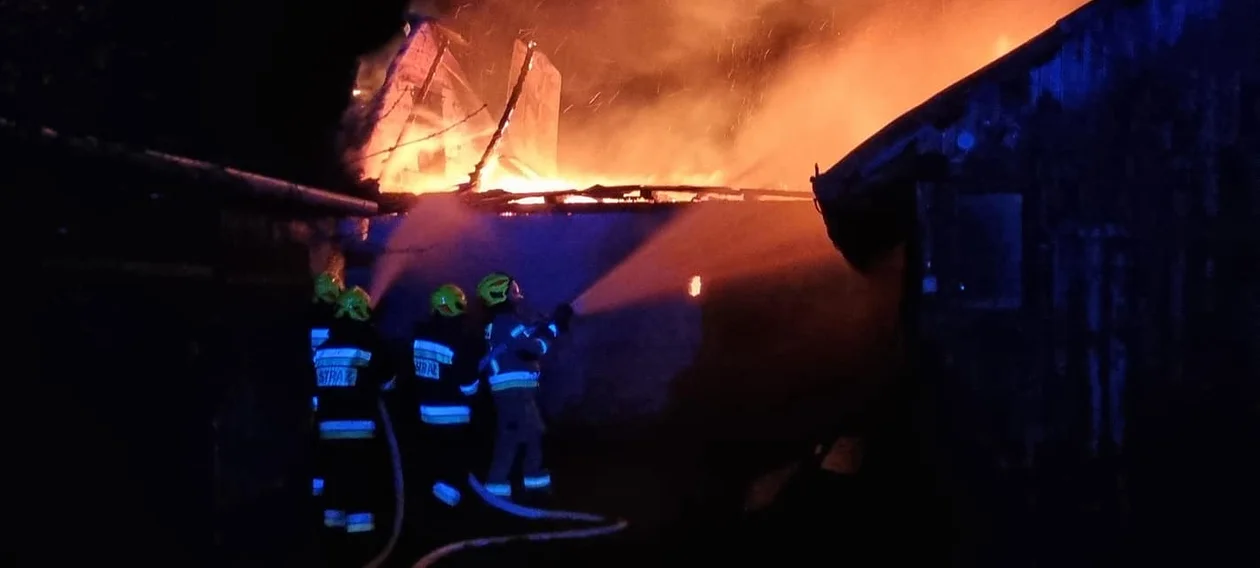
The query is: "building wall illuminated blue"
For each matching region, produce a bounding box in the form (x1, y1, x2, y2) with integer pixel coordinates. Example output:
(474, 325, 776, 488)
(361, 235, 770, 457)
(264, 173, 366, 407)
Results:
(354, 200, 899, 435)
(362, 206, 701, 426)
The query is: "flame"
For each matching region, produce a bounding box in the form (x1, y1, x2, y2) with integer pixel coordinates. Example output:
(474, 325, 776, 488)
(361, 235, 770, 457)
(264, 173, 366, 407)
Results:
(348, 1, 1087, 203)
(483, 166, 726, 204)
(380, 150, 729, 204)
(480, 157, 726, 194)
(484, 169, 725, 204)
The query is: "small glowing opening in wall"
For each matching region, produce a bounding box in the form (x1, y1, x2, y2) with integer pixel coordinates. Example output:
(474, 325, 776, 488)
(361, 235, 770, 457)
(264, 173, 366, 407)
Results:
(688, 275, 702, 297)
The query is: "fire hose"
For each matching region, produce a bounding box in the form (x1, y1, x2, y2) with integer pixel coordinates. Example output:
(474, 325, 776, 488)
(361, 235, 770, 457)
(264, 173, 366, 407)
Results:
(359, 385, 625, 568)
(416, 304, 627, 566)
(410, 473, 629, 568)
(362, 398, 406, 568)
(382, 302, 622, 566)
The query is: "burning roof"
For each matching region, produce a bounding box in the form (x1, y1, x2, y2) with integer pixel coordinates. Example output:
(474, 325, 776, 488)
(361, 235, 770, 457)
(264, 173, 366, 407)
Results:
(376, 183, 812, 214)
(343, 17, 564, 196)
(342, 16, 762, 204)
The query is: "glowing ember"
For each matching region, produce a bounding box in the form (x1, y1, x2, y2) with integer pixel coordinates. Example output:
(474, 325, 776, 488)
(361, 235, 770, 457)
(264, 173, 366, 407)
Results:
(688, 275, 703, 297)
(475, 156, 727, 201)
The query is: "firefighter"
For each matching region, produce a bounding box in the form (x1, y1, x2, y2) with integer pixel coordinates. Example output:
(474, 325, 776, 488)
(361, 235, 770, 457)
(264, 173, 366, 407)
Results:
(313, 286, 396, 567)
(310, 271, 344, 353)
(407, 284, 484, 527)
(309, 271, 343, 504)
(476, 271, 573, 501)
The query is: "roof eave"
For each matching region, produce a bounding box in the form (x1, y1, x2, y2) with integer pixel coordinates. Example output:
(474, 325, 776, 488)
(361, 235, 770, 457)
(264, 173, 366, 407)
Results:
(811, 1, 1084, 202)
(3, 117, 380, 217)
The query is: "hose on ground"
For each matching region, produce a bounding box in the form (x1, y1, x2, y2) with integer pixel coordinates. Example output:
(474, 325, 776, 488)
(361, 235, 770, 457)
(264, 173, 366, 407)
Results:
(362, 399, 405, 568)
(410, 473, 629, 568)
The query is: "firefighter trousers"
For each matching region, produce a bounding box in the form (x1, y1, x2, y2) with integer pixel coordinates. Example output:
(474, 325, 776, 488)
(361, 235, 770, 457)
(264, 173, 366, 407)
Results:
(420, 422, 472, 505)
(485, 388, 549, 498)
(314, 419, 391, 568)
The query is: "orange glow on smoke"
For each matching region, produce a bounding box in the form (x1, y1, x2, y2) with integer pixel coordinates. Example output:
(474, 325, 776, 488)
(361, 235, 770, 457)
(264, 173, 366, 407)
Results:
(351, 0, 1087, 196)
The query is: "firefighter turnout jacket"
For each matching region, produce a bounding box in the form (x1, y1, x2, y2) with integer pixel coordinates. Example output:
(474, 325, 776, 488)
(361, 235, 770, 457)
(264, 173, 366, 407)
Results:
(482, 310, 558, 393)
(412, 317, 484, 425)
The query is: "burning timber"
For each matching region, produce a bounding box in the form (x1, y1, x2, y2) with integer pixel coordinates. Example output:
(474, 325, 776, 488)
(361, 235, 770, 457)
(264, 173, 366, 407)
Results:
(465, 40, 539, 192)
(376, 184, 813, 214)
(345, 16, 562, 193)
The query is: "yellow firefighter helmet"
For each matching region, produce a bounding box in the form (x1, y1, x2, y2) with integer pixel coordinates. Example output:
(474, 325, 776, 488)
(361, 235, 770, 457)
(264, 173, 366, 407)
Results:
(430, 283, 467, 317)
(477, 271, 521, 306)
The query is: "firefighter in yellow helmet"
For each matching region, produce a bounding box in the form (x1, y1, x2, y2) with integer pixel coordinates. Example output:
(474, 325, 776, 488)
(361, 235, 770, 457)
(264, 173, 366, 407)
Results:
(400, 283, 488, 545)
(476, 272, 573, 502)
(312, 286, 397, 567)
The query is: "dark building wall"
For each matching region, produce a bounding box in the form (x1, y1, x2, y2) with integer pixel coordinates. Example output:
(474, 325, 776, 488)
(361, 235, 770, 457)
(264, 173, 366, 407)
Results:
(919, 0, 1258, 493)
(814, 0, 1259, 564)
(23, 128, 349, 566)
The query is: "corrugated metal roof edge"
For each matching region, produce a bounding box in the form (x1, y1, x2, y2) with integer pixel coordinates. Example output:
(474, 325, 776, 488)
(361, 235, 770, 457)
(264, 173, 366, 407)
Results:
(811, 0, 1112, 199)
(3, 117, 379, 217)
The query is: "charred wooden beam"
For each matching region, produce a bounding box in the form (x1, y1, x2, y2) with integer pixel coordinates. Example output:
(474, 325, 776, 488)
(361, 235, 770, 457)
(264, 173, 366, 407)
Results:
(3, 117, 380, 216)
(465, 40, 538, 192)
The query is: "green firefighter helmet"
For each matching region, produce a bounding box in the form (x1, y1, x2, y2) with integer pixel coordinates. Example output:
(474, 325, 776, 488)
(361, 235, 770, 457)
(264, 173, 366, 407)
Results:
(313, 271, 344, 304)
(430, 283, 467, 317)
(477, 271, 521, 306)
(334, 286, 373, 322)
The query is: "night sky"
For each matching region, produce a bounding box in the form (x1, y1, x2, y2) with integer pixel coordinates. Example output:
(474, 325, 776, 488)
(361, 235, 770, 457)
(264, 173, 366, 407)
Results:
(1, 0, 413, 196)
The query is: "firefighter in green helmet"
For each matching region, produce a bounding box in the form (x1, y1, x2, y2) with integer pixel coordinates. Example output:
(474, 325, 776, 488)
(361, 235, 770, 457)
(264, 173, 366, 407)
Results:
(312, 286, 397, 567)
(476, 272, 573, 502)
(311, 271, 344, 353)
(309, 272, 344, 504)
(401, 283, 487, 546)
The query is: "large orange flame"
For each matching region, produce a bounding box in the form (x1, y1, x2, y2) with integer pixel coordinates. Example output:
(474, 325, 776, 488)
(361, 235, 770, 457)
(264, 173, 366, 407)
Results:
(347, 0, 1088, 201)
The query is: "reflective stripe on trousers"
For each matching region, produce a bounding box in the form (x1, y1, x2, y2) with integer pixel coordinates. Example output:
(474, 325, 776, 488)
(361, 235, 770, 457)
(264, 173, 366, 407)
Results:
(324, 509, 346, 528)
(432, 482, 461, 507)
(484, 482, 512, 497)
(346, 512, 375, 533)
(460, 380, 480, 396)
(419, 404, 471, 425)
(318, 420, 376, 439)
(487, 371, 539, 392)
(523, 473, 552, 489)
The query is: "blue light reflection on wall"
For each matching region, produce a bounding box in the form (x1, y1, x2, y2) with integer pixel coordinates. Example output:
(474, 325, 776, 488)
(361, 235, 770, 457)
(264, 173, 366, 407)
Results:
(366, 208, 702, 425)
